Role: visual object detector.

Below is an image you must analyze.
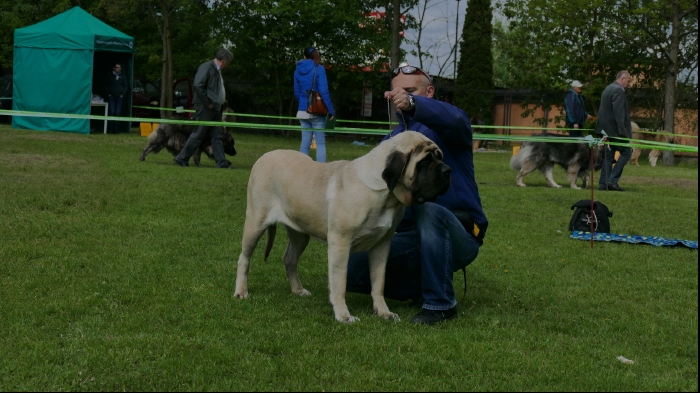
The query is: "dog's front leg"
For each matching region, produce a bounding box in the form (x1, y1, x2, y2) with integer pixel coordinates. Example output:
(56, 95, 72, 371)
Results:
(368, 237, 400, 321)
(327, 234, 357, 323)
(543, 165, 562, 188)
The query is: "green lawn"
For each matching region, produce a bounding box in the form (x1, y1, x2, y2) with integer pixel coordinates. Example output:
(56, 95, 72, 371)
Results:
(0, 125, 697, 391)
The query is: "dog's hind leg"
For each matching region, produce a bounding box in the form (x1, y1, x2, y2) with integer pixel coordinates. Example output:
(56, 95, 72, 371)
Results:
(282, 226, 312, 297)
(515, 159, 539, 187)
(649, 149, 660, 167)
(140, 145, 154, 161)
(234, 218, 268, 299)
(542, 164, 562, 188)
(566, 164, 582, 189)
(630, 148, 641, 166)
(140, 144, 162, 161)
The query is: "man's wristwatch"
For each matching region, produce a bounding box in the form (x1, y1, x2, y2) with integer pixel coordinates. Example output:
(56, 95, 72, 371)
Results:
(406, 94, 416, 112)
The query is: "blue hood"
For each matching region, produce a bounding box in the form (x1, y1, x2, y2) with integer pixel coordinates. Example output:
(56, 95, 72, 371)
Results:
(293, 59, 335, 116)
(296, 59, 316, 76)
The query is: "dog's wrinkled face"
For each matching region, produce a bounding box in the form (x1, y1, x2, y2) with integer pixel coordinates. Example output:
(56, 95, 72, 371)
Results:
(382, 137, 451, 205)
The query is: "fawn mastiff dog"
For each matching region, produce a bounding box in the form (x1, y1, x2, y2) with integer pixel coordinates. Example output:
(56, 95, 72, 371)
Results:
(234, 131, 452, 323)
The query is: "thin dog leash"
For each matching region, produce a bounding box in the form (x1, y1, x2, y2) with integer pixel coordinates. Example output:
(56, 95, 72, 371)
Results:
(387, 97, 408, 137)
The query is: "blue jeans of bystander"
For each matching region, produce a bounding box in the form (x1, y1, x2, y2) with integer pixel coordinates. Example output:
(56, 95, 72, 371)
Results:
(299, 116, 327, 162)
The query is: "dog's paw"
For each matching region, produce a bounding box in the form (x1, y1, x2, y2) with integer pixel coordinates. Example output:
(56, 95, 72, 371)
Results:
(295, 289, 312, 297)
(337, 315, 359, 324)
(380, 312, 401, 322)
(233, 291, 248, 299)
(571, 186, 581, 190)
(552, 184, 563, 188)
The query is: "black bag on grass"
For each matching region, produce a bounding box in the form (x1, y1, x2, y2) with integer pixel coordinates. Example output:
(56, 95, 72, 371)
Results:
(569, 200, 613, 233)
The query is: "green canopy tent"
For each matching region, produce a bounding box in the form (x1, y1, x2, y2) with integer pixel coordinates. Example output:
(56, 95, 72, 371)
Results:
(12, 6, 135, 134)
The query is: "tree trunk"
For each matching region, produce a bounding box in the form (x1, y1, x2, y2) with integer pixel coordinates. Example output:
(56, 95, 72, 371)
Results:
(388, 0, 402, 123)
(390, 0, 401, 69)
(159, 0, 173, 120)
(661, 0, 682, 166)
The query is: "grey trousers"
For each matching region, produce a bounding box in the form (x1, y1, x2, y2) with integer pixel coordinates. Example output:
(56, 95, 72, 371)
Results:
(599, 137, 632, 187)
(176, 105, 229, 168)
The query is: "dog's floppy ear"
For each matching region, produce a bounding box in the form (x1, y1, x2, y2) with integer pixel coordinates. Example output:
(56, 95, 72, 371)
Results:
(382, 151, 408, 192)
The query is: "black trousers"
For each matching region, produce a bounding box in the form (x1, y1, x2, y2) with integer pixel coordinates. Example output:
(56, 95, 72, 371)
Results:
(176, 105, 228, 167)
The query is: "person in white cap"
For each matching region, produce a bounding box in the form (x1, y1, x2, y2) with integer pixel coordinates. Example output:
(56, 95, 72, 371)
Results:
(564, 80, 593, 137)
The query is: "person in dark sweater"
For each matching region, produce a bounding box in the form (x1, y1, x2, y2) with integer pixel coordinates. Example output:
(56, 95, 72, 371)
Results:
(346, 63, 488, 325)
(103, 63, 128, 133)
(564, 80, 593, 138)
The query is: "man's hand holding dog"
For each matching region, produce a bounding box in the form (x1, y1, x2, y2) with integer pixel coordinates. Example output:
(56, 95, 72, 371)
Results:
(385, 88, 413, 112)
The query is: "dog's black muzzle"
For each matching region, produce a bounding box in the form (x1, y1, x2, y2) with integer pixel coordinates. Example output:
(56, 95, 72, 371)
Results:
(416, 164, 452, 204)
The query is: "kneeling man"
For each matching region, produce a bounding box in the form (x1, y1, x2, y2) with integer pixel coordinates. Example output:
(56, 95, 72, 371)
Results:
(347, 64, 488, 325)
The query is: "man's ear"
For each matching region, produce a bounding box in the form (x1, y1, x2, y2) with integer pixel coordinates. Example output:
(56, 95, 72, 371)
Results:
(426, 85, 435, 98)
(382, 151, 408, 192)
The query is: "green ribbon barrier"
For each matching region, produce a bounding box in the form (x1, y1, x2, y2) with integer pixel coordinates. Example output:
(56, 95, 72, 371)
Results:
(131, 105, 698, 139)
(1, 108, 697, 153)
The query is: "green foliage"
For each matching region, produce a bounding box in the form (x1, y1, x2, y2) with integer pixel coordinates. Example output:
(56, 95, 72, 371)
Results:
(0, 0, 107, 70)
(0, 125, 697, 390)
(455, 0, 494, 125)
(97, 0, 219, 80)
(211, 0, 392, 118)
(497, 0, 698, 130)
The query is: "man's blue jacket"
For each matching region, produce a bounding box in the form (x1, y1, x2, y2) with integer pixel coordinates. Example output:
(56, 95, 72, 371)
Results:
(382, 96, 488, 237)
(564, 88, 588, 127)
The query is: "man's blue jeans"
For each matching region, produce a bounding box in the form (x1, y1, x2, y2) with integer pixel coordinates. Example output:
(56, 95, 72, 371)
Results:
(107, 95, 123, 133)
(299, 116, 327, 162)
(347, 203, 480, 310)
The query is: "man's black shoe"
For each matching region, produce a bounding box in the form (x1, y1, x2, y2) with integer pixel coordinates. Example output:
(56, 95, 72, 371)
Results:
(410, 307, 457, 325)
(174, 158, 189, 167)
(608, 184, 625, 191)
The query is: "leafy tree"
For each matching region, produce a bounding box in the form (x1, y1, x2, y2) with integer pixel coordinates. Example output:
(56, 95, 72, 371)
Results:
(496, 0, 698, 150)
(455, 0, 494, 124)
(212, 0, 393, 122)
(0, 0, 106, 71)
(99, 0, 217, 119)
(607, 0, 698, 165)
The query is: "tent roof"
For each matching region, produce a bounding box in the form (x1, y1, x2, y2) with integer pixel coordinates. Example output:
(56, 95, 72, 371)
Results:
(14, 6, 134, 52)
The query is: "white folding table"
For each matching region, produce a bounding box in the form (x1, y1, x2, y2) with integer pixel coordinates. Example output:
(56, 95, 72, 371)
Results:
(90, 102, 109, 134)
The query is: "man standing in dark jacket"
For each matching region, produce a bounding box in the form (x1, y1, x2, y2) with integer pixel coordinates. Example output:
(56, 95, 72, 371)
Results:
(346, 63, 488, 325)
(104, 63, 128, 133)
(564, 80, 592, 137)
(595, 70, 633, 191)
(174, 48, 232, 168)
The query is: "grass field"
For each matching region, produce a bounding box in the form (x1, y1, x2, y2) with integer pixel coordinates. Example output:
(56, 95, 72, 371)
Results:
(0, 125, 697, 391)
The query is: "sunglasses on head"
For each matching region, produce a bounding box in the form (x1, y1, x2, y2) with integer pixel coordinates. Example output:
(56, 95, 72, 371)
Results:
(391, 65, 431, 82)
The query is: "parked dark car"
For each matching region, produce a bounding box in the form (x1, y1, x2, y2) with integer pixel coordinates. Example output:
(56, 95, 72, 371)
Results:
(132, 77, 193, 121)
(0, 75, 12, 123)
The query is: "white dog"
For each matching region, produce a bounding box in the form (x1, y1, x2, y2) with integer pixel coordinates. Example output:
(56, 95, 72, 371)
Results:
(234, 131, 452, 323)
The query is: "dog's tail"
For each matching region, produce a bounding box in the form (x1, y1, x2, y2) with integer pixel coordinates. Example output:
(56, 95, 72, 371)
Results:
(509, 144, 531, 171)
(263, 225, 276, 263)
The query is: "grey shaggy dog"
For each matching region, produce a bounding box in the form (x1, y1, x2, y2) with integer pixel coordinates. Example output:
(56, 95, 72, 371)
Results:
(510, 134, 602, 189)
(139, 110, 237, 167)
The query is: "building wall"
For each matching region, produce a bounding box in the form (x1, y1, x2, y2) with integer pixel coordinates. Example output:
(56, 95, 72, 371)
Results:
(491, 102, 698, 155)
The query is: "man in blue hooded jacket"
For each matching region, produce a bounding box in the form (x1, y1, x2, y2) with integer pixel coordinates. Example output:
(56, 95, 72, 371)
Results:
(347, 63, 488, 325)
(564, 80, 592, 137)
